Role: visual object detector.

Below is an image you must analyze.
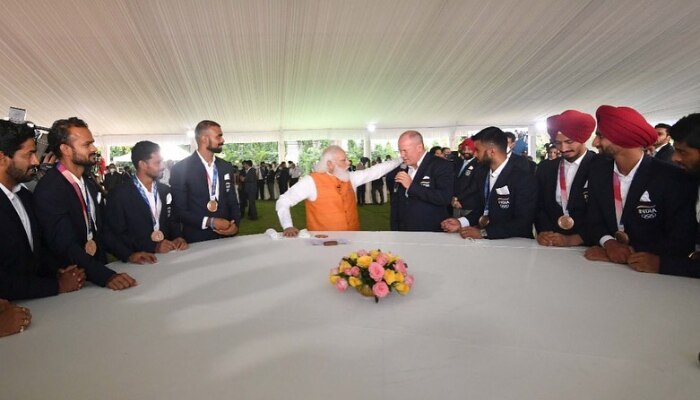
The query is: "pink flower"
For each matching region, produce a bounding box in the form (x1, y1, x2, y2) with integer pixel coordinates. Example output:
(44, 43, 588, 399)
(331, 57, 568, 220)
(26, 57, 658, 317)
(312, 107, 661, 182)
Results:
(394, 260, 407, 274)
(404, 274, 414, 287)
(372, 281, 389, 298)
(330, 267, 339, 275)
(375, 254, 389, 266)
(357, 249, 368, 256)
(368, 262, 385, 282)
(335, 278, 348, 292)
(350, 266, 361, 277)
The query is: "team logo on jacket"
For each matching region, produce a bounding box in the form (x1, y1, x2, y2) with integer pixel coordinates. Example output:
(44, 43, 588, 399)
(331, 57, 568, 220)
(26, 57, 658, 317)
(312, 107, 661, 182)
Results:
(637, 191, 657, 220)
(420, 176, 431, 187)
(224, 173, 231, 192)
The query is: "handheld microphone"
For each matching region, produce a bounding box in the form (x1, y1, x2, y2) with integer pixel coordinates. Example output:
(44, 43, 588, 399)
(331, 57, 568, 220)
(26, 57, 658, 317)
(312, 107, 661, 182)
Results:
(394, 163, 408, 193)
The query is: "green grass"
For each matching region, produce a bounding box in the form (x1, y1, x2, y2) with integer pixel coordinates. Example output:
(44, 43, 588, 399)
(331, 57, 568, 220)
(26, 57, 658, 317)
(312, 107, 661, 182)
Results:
(238, 199, 391, 235)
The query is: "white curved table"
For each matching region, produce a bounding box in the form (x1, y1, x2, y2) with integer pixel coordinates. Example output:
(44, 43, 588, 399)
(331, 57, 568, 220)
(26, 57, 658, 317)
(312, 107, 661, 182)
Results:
(2, 232, 699, 399)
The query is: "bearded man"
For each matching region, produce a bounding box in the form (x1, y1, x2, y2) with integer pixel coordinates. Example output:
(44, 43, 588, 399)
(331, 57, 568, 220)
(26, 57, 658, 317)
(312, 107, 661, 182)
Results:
(276, 145, 400, 236)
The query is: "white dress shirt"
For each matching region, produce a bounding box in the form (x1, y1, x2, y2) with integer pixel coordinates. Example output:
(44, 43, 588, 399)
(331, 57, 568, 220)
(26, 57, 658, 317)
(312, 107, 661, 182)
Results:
(276, 159, 401, 229)
(459, 158, 509, 227)
(67, 171, 97, 237)
(1, 182, 33, 250)
(135, 177, 162, 230)
(555, 152, 585, 208)
(599, 155, 644, 246)
(196, 150, 220, 229)
(407, 152, 427, 180)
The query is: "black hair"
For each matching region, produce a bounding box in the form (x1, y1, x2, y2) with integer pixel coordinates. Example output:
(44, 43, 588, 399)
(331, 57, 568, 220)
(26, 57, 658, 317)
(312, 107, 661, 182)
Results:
(48, 117, 88, 158)
(472, 126, 508, 154)
(654, 123, 672, 131)
(0, 120, 35, 158)
(429, 146, 442, 155)
(504, 131, 516, 142)
(131, 141, 160, 170)
(669, 113, 700, 150)
(194, 120, 221, 138)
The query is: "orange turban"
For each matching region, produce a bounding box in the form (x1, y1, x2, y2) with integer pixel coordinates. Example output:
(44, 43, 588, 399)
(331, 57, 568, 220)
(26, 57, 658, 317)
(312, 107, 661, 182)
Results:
(547, 110, 595, 143)
(459, 138, 475, 152)
(595, 105, 657, 148)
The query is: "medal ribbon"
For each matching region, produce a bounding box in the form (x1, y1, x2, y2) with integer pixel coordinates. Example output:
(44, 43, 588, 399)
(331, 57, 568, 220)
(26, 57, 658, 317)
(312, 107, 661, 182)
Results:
(612, 172, 625, 232)
(558, 160, 570, 216)
(133, 177, 160, 231)
(57, 162, 95, 239)
(205, 162, 219, 201)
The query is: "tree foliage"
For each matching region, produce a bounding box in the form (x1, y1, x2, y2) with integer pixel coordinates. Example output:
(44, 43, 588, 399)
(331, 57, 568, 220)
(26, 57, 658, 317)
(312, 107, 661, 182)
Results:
(297, 140, 332, 174)
(220, 142, 278, 166)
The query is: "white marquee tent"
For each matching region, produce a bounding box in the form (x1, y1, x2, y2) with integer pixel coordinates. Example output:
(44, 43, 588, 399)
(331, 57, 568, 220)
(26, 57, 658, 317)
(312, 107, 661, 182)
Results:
(1, 0, 699, 157)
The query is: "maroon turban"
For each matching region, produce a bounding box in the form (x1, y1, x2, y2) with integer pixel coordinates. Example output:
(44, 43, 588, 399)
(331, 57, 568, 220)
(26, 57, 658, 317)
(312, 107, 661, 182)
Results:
(595, 105, 657, 148)
(459, 138, 475, 152)
(547, 110, 596, 143)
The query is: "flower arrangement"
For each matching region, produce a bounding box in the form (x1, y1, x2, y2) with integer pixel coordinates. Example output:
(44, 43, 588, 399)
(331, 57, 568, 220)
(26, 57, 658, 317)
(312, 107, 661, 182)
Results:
(329, 249, 414, 303)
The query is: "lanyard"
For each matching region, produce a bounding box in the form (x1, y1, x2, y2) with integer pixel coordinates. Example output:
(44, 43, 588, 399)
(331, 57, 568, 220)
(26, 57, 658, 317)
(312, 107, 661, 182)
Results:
(205, 162, 219, 200)
(483, 173, 492, 216)
(133, 177, 160, 230)
(57, 162, 95, 239)
(612, 172, 625, 232)
(558, 160, 570, 216)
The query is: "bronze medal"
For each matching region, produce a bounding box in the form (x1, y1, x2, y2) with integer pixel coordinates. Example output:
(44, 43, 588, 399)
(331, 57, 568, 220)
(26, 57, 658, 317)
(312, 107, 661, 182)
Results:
(151, 230, 164, 242)
(614, 230, 629, 245)
(84, 239, 97, 256)
(207, 199, 218, 212)
(478, 215, 490, 228)
(557, 215, 575, 230)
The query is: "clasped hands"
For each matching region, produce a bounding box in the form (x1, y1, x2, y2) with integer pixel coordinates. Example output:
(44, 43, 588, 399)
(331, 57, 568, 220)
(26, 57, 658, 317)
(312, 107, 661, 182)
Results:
(210, 217, 239, 236)
(584, 239, 660, 273)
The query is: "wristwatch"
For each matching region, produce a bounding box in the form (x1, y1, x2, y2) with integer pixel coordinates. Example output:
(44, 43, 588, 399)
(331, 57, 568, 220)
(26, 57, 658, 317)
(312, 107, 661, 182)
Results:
(479, 228, 488, 238)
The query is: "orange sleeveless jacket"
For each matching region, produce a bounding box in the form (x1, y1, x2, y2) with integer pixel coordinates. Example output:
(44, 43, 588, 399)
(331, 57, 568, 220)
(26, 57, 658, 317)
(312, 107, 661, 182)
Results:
(305, 172, 360, 231)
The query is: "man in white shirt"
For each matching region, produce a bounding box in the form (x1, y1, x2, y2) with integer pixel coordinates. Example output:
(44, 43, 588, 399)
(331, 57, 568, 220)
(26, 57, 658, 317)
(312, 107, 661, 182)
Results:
(441, 127, 536, 239)
(276, 145, 400, 236)
(584, 106, 695, 265)
(288, 161, 301, 187)
(33, 117, 137, 290)
(1, 120, 84, 300)
(535, 110, 598, 247)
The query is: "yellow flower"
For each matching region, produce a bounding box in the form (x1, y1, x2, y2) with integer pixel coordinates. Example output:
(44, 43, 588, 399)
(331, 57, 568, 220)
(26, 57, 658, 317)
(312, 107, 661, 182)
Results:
(386, 253, 398, 263)
(357, 255, 373, 268)
(338, 260, 352, 273)
(329, 275, 341, 285)
(348, 276, 362, 287)
(349, 252, 358, 261)
(394, 271, 405, 283)
(394, 282, 410, 295)
(383, 270, 397, 285)
(369, 250, 380, 259)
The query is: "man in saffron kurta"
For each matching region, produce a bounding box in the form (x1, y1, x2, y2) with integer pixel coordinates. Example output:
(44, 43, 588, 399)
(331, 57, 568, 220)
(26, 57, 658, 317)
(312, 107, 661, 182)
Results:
(275, 146, 400, 236)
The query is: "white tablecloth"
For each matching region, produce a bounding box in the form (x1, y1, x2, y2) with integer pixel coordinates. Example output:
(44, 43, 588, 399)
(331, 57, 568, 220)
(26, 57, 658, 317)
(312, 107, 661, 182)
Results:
(2, 232, 699, 399)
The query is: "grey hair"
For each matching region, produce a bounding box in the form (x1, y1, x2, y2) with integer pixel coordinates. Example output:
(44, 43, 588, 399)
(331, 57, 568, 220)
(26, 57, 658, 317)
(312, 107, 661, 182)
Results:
(314, 145, 345, 172)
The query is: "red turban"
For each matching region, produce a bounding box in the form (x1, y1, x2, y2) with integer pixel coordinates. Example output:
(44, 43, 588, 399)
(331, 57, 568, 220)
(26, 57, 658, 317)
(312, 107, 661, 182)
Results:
(459, 138, 475, 152)
(595, 105, 657, 148)
(547, 110, 595, 143)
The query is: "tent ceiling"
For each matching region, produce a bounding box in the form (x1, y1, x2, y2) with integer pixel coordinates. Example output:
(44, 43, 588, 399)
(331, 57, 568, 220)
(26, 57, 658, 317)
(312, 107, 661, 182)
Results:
(1, 0, 699, 138)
